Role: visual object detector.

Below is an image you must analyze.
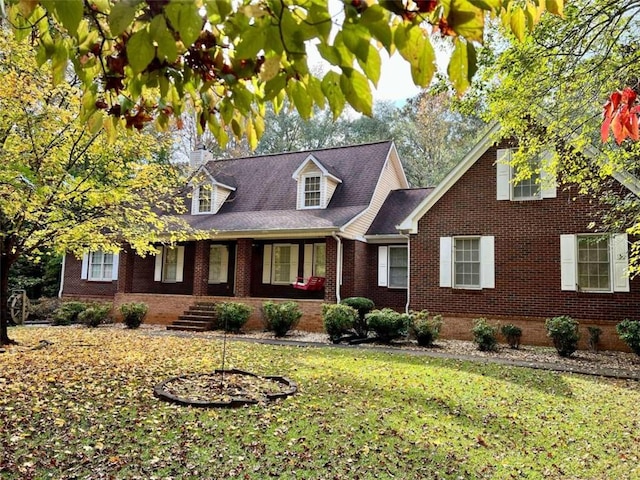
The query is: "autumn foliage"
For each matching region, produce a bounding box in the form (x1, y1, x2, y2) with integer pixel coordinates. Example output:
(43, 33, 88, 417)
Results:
(602, 87, 640, 144)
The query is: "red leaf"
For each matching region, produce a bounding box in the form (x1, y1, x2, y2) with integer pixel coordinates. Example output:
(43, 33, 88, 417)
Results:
(612, 114, 625, 145)
(601, 115, 612, 142)
(630, 113, 639, 141)
(621, 87, 636, 106)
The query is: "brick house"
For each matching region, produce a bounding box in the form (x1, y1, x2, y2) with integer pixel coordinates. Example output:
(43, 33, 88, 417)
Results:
(61, 132, 640, 350)
(61, 141, 430, 330)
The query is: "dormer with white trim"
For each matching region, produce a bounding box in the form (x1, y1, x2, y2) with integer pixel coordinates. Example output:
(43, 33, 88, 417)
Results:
(292, 155, 342, 210)
(189, 167, 236, 215)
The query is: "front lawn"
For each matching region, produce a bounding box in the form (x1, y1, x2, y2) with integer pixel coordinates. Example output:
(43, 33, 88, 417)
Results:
(1, 327, 639, 479)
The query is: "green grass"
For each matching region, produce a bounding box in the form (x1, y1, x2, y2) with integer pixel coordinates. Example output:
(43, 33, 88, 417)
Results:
(1, 327, 639, 479)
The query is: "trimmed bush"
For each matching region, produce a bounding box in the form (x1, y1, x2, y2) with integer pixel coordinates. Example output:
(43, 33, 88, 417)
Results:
(78, 303, 112, 328)
(545, 315, 580, 357)
(340, 297, 374, 337)
(409, 310, 442, 347)
(216, 302, 252, 333)
(262, 301, 302, 337)
(29, 298, 61, 322)
(472, 318, 499, 352)
(52, 301, 88, 326)
(616, 319, 640, 356)
(501, 324, 522, 349)
(366, 308, 409, 344)
(120, 302, 148, 329)
(323, 304, 358, 343)
(588, 326, 602, 352)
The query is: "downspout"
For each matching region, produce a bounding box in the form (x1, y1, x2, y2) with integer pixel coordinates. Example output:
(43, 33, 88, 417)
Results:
(58, 253, 66, 299)
(331, 232, 342, 303)
(400, 232, 410, 314)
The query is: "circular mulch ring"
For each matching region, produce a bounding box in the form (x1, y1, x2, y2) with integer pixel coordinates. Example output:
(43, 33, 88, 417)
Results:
(154, 369, 297, 408)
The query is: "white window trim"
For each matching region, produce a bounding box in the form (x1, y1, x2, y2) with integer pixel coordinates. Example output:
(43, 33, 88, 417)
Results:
(300, 174, 323, 210)
(496, 148, 556, 201)
(377, 245, 408, 289)
(81, 251, 119, 281)
(208, 245, 229, 284)
(153, 246, 185, 283)
(388, 245, 408, 289)
(439, 236, 495, 290)
(560, 233, 629, 293)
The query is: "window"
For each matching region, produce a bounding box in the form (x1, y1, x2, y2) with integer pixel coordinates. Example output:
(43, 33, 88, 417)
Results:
(88, 251, 114, 281)
(388, 246, 408, 288)
(154, 246, 185, 283)
(313, 243, 326, 277)
(512, 162, 541, 200)
(454, 238, 480, 288)
(262, 244, 299, 285)
(439, 236, 494, 289)
(561, 234, 629, 292)
(208, 245, 229, 284)
(197, 184, 213, 213)
(304, 176, 321, 207)
(496, 148, 556, 201)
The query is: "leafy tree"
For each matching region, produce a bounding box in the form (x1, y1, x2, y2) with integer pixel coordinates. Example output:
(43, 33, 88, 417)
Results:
(483, 0, 640, 271)
(8, 250, 62, 300)
(0, 32, 189, 344)
(3, 0, 561, 146)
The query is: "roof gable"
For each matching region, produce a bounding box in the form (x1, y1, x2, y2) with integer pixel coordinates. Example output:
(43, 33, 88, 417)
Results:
(291, 154, 342, 183)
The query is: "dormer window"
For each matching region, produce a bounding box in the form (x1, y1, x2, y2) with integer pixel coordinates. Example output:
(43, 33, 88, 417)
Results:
(198, 184, 213, 213)
(496, 148, 556, 201)
(293, 155, 342, 210)
(304, 175, 321, 208)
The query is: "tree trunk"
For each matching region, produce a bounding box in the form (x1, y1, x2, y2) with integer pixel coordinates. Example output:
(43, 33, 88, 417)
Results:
(0, 251, 13, 345)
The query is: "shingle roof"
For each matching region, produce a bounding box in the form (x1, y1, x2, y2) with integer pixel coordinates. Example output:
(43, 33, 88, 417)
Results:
(178, 141, 395, 233)
(367, 188, 433, 235)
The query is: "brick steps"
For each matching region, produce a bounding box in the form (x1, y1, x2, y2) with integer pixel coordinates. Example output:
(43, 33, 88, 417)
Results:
(167, 302, 217, 332)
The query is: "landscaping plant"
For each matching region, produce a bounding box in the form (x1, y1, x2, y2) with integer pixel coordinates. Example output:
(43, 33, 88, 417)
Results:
(501, 323, 523, 349)
(409, 310, 443, 347)
(340, 297, 374, 338)
(216, 302, 252, 334)
(262, 301, 302, 337)
(78, 304, 112, 328)
(588, 326, 602, 352)
(545, 315, 580, 357)
(616, 319, 640, 356)
(322, 304, 358, 343)
(472, 318, 499, 351)
(120, 302, 149, 329)
(365, 308, 409, 344)
(52, 301, 88, 326)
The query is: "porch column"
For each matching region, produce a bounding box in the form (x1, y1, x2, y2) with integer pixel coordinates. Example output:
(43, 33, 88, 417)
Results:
(117, 247, 134, 293)
(192, 240, 210, 296)
(235, 238, 253, 297)
(324, 236, 338, 303)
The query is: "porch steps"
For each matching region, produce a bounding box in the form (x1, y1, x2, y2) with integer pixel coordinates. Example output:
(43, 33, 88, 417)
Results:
(166, 302, 218, 332)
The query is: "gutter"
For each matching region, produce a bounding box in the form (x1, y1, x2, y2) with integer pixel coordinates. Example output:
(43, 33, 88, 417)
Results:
(58, 253, 66, 298)
(331, 232, 342, 303)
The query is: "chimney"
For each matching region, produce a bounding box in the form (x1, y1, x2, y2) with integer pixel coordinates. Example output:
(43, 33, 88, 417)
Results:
(189, 141, 213, 169)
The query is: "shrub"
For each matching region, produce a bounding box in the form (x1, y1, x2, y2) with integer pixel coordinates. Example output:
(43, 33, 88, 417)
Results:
(588, 326, 602, 352)
(472, 318, 499, 352)
(322, 304, 358, 343)
(545, 315, 580, 357)
(366, 308, 409, 344)
(616, 319, 640, 356)
(52, 301, 88, 326)
(501, 324, 523, 349)
(409, 310, 442, 347)
(340, 297, 374, 337)
(216, 302, 252, 333)
(29, 298, 61, 322)
(78, 303, 112, 328)
(120, 302, 148, 329)
(262, 301, 302, 337)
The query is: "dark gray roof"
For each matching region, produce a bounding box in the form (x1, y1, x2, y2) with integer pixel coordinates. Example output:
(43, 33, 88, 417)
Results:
(367, 188, 433, 235)
(179, 141, 395, 233)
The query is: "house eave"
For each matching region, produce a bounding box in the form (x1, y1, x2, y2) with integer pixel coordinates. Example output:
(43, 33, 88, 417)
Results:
(363, 234, 408, 244)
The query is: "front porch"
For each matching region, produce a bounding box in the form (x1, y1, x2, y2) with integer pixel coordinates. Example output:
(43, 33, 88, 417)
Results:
(113, 293, 327, 332)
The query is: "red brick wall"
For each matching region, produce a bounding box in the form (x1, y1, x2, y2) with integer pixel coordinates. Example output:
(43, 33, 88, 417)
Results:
(409, 143, 640, 341)
(366, 244, 408, 310)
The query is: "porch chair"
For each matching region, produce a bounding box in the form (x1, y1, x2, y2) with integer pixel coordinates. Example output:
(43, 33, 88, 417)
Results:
(292, 276, 325, 291)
